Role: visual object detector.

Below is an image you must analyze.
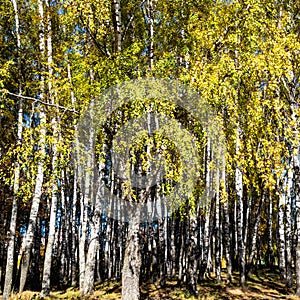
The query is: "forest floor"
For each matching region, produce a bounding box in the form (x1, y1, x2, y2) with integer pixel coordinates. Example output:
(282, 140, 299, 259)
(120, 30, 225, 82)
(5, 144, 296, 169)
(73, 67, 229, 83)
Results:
(3, 269, 300, 300)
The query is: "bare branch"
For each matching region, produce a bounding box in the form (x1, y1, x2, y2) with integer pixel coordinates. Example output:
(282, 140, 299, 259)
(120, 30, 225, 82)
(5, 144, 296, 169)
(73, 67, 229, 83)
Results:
(5, 91, 78, 114)
(122, 0, 147, 42)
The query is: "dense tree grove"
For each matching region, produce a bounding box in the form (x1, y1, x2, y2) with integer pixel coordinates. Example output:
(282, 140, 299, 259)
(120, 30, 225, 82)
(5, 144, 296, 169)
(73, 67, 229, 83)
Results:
(0, 0, 300, 299)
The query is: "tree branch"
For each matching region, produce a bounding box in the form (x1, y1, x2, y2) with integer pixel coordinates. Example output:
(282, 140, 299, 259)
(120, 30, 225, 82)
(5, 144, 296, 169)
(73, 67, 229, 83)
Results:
(5, 91, 78, 113)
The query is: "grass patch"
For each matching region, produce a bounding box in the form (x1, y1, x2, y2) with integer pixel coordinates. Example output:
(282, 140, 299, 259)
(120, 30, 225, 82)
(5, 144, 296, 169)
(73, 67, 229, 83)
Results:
(3, 269, 300, 299)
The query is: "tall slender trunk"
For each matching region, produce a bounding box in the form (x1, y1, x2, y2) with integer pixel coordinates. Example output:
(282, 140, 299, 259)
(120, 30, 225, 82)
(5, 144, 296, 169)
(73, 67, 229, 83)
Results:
(3, 1, 23, 298)
(178, 220, 186, 283)
(278, 177, 286, 282)
(266, 192, 274, 268)
(221, 152, 232, 283)
(19, 107, 46, 293)
(104, 217, 112, 279)
(71, 168, 78, 287)
(215, 162, 221, 283)
(78, 143, 91, 292)
(281, 53, 300, 294)
(293, 136, 300, 296)
(285, 167, 293, 288)
(236, 126, 245, 289)
(40, 149, 58, 297)
(170, 215, 176, 277)
(199, 138, 211, 282)
(187, 214, 198, 296)
(295, 158, 300, 295)
(79, 80, 96, 292)
(247, 193, 264, 274)
(67, 59, 78, 287)
(59, 176, 68, 285)
(19, 0, 46, 292)
(40, 0, 59, 296)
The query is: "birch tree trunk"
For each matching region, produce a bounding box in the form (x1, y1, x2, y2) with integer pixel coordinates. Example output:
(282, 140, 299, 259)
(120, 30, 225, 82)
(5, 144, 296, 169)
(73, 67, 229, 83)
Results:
(187, 214, 198, 296)
(236, 126, 246, 289)
(40, 0, 59, 295)
(199, 138, 211, 282)
(215, 162, 221, 283)
(296, 160, 300, 295)
(19, 0, 46, 292)
(247, 193, 263, 275)
(121, 209, 141, 300)
(112, 0, 121, 53)
(221, 151, 232, 283)
(67, 59, 78, 287)
(146, 0, 154, 69)
(282, 51, 300, 292)
(83, 161, 104, 295)
(293, 136, 300, 296)
(83, 207, 101, 295)
(285, 167, 293, 289)
(3, 0, 23, 298)
(71, 168, 78, 287)
(78, 137, 92, 292)
(19, 110, 46, 293)
(277, 178, 286, 283)
(266, 193, 274, 268)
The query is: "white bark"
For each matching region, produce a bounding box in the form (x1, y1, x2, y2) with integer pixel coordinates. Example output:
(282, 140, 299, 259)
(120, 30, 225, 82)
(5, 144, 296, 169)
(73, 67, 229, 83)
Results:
(19, 110, 46, 293)
(215, 162, 221, 283)
(121, 210, 141, 300)
(3, 0, 23, 298)
(40, 0, 59, 296)
(236, 126, 245, 289)
(221, 151, 232, 283)
(296, 165, 300, 295)
(78, 158, 89, 292)
(285, 167, 293, 288)
(146, 0, 154, 69)
(278, 178, 286, 282)
(19, 0, 46, 292)
(112, 0, 121, 53)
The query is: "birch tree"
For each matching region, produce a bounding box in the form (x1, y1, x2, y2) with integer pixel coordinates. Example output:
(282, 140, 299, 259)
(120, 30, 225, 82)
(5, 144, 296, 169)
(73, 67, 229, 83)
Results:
(18, 0, 47, 292)
(3, 0, 23, 298)
(40, 0, 60, 296)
